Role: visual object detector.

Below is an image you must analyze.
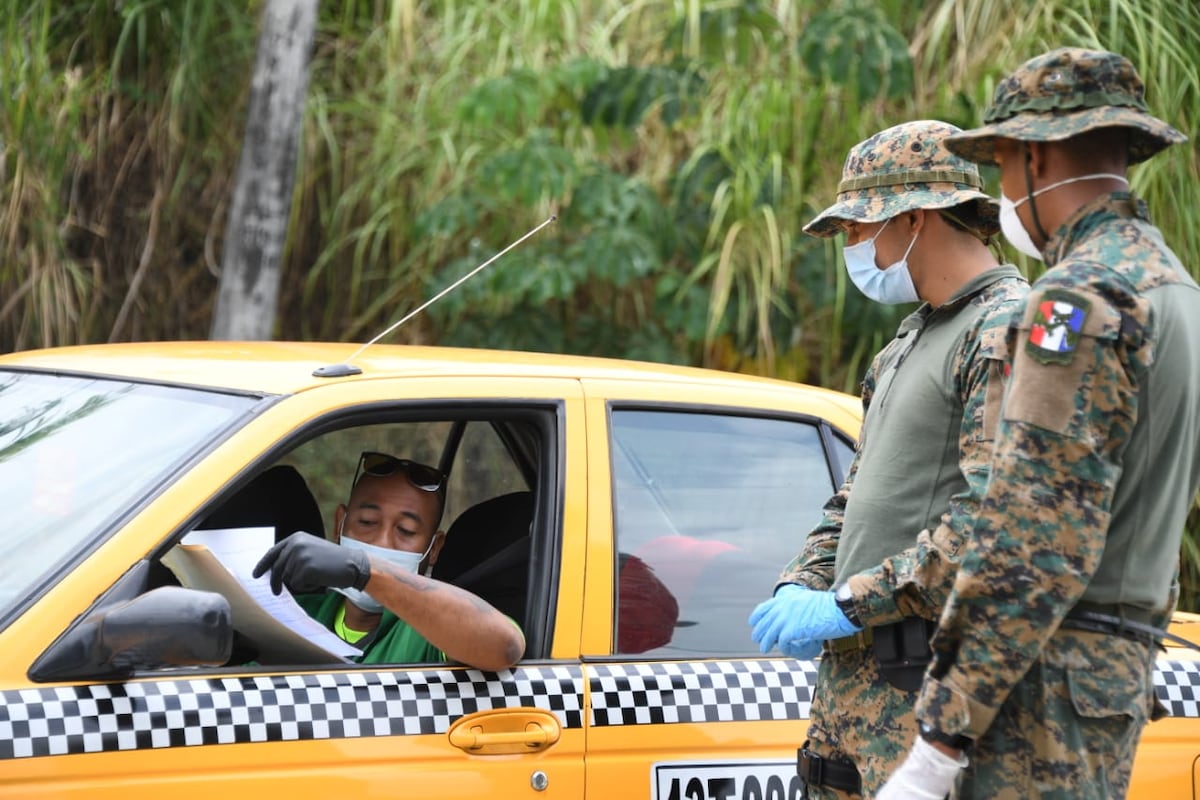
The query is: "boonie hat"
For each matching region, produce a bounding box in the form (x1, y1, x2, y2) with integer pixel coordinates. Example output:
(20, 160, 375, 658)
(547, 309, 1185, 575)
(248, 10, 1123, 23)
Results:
(804, 119, 999, 239)
(944, 47, 1187, 165)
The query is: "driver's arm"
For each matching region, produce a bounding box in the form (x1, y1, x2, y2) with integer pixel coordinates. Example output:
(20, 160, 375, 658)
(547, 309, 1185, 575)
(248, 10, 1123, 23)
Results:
(365, 561, 525, 671)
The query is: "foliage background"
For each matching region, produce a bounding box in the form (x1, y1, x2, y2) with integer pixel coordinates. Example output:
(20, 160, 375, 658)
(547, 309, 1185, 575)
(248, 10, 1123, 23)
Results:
(2, 0, 1198, 602)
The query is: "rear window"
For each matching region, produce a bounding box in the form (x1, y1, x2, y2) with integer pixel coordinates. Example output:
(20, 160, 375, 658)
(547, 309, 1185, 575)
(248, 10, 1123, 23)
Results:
(0, 371, 257, 622)
(610, 409, 836, 657)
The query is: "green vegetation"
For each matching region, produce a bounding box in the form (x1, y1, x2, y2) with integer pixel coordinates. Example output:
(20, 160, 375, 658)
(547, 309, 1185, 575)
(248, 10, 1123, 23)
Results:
(2, 0, 1198, 603)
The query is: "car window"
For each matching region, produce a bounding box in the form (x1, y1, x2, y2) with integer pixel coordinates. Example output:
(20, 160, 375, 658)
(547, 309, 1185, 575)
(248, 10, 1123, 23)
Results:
(0, 371, 257, 623)
(444, 421, 531, 522)
(289, 421, 454, 520)
(830, 430, 856, 486)
(162, 413, 546, 667)
(285, 420, 529, 528)
(610, 409, 835, 657)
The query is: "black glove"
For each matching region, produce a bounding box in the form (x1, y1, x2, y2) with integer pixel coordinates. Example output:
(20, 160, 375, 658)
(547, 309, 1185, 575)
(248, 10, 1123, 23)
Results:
(252, 533, 371, 595)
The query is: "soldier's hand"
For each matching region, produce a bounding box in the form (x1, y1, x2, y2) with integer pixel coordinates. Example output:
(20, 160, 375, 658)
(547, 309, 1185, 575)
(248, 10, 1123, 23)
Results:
(875, 737, 967, 800)
(778, 638, 822, 660)
(749, 584, 861, 654)
(252, 533, 371, 595)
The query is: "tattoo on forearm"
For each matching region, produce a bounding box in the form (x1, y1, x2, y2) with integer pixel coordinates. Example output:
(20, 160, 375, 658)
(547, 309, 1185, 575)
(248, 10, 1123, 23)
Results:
(376, 563, 502, 616)
(378, 562, 438, 593)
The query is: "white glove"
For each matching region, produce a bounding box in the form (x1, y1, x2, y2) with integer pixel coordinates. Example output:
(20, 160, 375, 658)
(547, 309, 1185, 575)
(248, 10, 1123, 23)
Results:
(875, 736, 968, 800)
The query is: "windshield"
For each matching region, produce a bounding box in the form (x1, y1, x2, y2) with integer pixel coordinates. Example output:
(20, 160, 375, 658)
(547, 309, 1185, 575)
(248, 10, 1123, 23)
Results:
(0, 370, 259, 621)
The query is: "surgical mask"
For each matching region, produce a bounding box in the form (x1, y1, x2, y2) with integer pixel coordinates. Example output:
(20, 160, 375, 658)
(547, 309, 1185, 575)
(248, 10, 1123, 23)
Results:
(332, 531, 436, 614)
(999, 173, 1129, 261)
(842, 218, 920, 305)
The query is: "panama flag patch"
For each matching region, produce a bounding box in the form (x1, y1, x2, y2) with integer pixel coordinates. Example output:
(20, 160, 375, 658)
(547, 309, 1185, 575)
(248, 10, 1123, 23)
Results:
(1026, 289, 1090, 364)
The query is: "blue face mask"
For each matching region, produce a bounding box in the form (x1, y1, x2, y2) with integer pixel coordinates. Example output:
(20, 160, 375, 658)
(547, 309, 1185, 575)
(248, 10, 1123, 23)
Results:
(842, 218, 920, 305)
(332, 524, 436, 614)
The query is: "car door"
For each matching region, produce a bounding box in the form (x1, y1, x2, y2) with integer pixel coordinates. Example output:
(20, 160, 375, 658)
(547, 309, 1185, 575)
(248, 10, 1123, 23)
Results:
(579, 379, 857, 799)
(0, 374, 589, 799)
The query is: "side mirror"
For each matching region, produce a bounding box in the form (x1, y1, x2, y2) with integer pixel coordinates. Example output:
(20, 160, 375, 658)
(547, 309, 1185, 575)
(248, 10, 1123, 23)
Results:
(30, 586, 233, 682)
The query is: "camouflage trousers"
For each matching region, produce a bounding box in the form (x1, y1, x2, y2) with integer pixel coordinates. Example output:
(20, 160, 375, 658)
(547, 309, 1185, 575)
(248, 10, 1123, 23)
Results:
(802, 645, 920, 800)
(803, 628, 1159, 800)
(955, 627, 1159, 800)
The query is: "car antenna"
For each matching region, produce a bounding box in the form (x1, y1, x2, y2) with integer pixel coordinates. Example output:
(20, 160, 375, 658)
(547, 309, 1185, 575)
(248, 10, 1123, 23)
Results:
(313, 214, 558, 378)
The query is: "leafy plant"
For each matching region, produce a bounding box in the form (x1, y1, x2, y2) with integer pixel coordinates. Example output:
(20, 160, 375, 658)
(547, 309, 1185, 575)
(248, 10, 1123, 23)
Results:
(797, 2, 915, 101)
(662, 0, 783, 65)
(581, 63, 706, 128)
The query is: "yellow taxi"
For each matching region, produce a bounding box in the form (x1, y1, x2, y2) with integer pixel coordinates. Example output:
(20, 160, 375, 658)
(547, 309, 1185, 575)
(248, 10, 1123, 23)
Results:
(0, 341, 1194, 798)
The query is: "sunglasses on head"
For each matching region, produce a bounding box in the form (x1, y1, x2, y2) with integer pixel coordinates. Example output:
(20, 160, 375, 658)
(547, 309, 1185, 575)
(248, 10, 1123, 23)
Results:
(353, 451, 445, 493)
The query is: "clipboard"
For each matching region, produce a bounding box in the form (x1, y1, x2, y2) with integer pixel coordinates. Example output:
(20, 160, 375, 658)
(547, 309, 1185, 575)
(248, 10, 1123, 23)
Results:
(162, 527, 361, 664)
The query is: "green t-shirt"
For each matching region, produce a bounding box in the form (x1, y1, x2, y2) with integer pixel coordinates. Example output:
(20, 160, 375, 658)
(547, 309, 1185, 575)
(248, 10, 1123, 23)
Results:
(296, 591, 443, 665)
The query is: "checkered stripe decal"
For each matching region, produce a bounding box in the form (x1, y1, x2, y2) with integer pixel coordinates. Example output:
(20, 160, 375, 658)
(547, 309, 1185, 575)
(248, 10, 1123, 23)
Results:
(0, 665, 583, 760)
(1155, 660, 1200, 718)
(4, 658, 1196, 759)
(589, 659, 1200, 727)
(590, 660, 818, 726)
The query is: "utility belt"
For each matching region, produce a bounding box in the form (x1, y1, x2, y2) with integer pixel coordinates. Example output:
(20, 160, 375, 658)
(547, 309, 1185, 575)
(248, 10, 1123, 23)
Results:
(825, 616, 937, 692)
(824, 602, 1178, 680)
(1059, 602, 1162, 648)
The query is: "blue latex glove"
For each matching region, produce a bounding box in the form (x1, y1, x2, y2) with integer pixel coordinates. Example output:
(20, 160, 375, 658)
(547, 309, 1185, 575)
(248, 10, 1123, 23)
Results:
(748, 584, 861, 654)
(778, 638, 822, 660)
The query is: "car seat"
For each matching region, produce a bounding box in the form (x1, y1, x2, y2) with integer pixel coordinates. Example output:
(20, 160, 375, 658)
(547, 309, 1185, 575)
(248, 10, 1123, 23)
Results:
(432, 491, 534, 627)
(200, 464, 325, 544)
(189, 465, 325, 665)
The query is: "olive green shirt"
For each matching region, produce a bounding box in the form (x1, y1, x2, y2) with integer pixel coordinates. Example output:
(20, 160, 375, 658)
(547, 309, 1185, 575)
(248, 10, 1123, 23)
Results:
(779, 265, 1028, 627)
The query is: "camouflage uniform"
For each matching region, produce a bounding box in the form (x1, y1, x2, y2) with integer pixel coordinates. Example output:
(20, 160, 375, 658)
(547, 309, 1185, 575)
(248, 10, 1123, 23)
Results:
(784, 120, 1029, 798)
(912, 49, 1200, 799)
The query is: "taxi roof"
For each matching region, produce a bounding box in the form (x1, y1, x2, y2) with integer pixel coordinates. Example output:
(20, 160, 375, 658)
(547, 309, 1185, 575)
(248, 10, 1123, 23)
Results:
(0, 340, 861, 415)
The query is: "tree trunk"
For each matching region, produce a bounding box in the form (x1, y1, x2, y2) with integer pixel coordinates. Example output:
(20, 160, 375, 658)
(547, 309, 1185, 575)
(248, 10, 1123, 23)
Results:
(209, 0, 317, 341)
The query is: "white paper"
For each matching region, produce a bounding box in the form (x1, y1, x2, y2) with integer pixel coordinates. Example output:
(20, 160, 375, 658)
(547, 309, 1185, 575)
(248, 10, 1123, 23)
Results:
(175, 527, 361, 660)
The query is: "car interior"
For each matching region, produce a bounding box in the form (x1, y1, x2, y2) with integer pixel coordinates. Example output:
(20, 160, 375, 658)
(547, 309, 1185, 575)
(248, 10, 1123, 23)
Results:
(134, 411, 555, 670)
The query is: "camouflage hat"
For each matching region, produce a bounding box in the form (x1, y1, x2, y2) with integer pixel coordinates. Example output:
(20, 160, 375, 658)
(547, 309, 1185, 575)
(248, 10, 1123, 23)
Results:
(944, 48, 1187, 165)
(804, 119, 999, 239)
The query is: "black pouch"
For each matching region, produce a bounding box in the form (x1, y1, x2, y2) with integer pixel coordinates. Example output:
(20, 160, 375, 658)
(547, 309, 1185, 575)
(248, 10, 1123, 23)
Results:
(872, 617, 936, 692)
(797, 741, 862, 796)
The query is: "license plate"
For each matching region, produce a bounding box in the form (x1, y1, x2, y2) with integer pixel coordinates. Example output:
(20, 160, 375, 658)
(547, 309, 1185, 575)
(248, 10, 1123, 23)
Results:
(653, 759, 801, 800)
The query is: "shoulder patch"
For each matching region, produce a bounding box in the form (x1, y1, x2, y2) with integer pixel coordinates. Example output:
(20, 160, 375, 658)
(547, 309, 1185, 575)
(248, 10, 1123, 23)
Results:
(1025, 289, 1090, 365)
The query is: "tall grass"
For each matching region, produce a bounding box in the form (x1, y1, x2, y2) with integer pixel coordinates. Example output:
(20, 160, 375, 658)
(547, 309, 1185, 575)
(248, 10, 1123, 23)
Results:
(0, 1, 255, 349)
(8, 1, 1196, 360)
(0, 5, 90, 348)
(2, 0, 1199, 601)
(907, 0, 1200, 283)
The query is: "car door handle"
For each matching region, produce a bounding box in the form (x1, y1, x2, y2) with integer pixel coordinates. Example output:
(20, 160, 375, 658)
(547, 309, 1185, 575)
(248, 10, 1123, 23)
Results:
(447, 708, 562, 755)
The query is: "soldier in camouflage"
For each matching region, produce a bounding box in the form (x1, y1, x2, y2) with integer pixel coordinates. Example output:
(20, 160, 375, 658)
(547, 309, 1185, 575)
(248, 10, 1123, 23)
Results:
(878, 48, 1200, 800)
(748, 119, 1028, 798)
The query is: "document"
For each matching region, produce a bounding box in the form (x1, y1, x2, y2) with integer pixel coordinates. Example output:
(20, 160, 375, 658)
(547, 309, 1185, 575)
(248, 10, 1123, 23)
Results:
(162, 527, 361, 664)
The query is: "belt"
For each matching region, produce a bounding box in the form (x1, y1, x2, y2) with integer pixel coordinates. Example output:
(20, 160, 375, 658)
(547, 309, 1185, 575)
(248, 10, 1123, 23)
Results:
(1070, 601, 1156, 626)
(826, 627, 873, 654)
(797, 746, 861, 793)
(1061, 603, 1159, 648)
(830, 604, 1166, 654)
